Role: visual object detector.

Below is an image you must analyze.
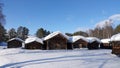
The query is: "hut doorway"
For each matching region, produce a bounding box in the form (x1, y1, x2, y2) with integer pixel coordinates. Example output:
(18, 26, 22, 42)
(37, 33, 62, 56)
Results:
(67, 42, 73, 49)
(79, 44, 82, 48)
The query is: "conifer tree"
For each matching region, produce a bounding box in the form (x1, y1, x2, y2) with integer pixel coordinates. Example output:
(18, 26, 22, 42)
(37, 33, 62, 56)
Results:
(36, 28, 50, 38)
(17, 26, 29, 40)
(0, 1, 6, 42)
(8, 28, 17, 39)
(114, 24, 120, 34)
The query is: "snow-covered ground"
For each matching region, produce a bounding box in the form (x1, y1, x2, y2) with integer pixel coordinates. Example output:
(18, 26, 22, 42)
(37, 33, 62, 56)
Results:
(0, 48, 119, 68)
(0, 46, 7, 49)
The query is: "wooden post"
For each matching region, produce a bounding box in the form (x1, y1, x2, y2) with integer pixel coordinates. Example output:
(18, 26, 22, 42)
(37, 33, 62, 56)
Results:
(72, 43, 73, 50)
(66, 39, 67, 50)
(47, 41, 49, 50)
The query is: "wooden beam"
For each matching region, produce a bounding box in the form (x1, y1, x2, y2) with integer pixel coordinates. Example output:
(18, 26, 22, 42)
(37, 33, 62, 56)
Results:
(47, 41, 49, 50)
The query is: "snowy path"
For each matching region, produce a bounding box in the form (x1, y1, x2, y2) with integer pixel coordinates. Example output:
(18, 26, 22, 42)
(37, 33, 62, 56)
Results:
(0, 48, 120, 68)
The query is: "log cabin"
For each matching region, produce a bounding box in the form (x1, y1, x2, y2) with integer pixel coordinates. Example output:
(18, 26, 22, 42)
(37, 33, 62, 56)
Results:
(111, 33, 120, 55)
(86, 37, 101, 49)
(7, 38, 23, 48)
(25, 36, 43, 49)
(100, 39, 112, 49)
(68, 36, 88, 49)
(44, 31, 70, 50)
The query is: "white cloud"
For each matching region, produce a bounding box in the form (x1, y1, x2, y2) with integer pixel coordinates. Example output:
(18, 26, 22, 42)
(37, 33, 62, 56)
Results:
(95, 19, 113, 28)
(95, 14, 120, 28)
(109, 14, 120, 21)
(75, 27, 89, 32)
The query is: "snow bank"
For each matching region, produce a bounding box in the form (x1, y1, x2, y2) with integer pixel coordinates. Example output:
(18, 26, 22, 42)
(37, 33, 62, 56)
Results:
(0, 48, 119, 68)
(101, 39, 110, 43)
(0, 46, 7, 49)
(44, 31, 68, 40)
(111, 33, 120, 41)
(0, 48, 24, 56)
(25, 36, 43, 44)
(0, 56, 10, 66)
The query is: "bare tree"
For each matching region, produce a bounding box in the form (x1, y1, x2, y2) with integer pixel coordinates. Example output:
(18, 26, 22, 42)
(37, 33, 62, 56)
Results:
(88, 20, 113, 39)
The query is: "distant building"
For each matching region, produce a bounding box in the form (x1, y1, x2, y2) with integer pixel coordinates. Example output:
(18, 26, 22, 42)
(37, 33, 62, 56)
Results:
(0, 42, 7, 46)
(0, 42, 7, 49)
(25, 36, 43, 49)
(44, 31, 69, 50)
(7, 38, 23, 48)
(111, 33, 120, 55)
(68, 36, 88, 49)
(100, 39, 112, 49)
(86, 37, 101, 49)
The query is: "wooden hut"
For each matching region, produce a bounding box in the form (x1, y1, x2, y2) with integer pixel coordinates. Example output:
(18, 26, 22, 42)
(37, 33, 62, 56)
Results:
(68, 36, 88, 49)
(100, 39, 112, 49)
(25, 36, 43, 49)
(86, 37, 101, 49)
(7, 38, 23, 48)
(44, 31, 70, 50)
(111, 33, 120, 55)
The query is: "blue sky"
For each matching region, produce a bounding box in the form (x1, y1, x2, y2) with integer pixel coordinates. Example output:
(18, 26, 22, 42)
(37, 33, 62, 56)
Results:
(3, 0, 120, 35)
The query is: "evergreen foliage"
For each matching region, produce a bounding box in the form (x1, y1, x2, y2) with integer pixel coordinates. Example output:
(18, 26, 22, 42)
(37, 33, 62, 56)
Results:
(114, 24, 120, 34)
(65, 33, 73, 36)
(0, 23, 7, 42)
(8, 28, 17, 39)
(36, 28, 50, 38)
(73, 31, 88, 37)
(0, 1, 6, 42)
(17, 26, 29, 40)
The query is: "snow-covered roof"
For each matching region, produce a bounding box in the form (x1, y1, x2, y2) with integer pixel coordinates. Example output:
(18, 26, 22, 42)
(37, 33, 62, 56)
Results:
(86, 37, 101, 43)
(8, 38, 24, 42)
(111, 33, 120, 41)
(68, 36, 88, 43)
(25, 36, 43, 44)
(101, 39, 110, 43)
(44, 31, 68, 40)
